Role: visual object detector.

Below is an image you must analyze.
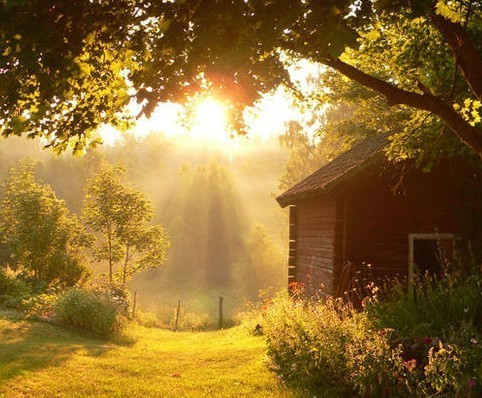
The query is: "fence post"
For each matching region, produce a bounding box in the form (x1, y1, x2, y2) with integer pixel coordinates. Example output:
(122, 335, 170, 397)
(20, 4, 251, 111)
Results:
(174, 299, 181, 332)
(218, 296, 224, 330)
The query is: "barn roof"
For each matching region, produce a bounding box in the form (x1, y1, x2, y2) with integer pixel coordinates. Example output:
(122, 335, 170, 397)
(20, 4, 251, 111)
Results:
(276, 134, 390, 207)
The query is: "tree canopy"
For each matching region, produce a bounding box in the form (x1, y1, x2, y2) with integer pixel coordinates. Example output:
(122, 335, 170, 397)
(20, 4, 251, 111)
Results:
(0, 160, 91, 286)
(2, 1, 482, 158)
(82, 163, 170, 287)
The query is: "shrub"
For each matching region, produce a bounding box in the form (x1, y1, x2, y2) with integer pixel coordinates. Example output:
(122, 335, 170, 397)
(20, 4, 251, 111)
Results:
(55, 288, 126, 337)
(20, 292, 58, 317)
(263, 275, 482, 397)
(263, 292, 411, 397)
(0, 267, 32, 309)
(364, 274, 482, 396)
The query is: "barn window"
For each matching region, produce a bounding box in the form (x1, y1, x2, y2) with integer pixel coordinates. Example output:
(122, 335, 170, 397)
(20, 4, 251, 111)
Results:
(408, 233, 455, 284)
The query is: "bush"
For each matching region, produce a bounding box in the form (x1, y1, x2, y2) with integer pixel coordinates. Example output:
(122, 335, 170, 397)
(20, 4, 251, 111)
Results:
(363, 273, 482, 397)
(55, 288, 126, 337)
(262, 291, 410, 397)
(0, 267, 32, 309)
(19, 292, 58, 317)
(263, 275, 482, 397)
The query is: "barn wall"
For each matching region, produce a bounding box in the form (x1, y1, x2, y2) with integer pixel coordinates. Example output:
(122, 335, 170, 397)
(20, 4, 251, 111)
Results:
(292, 196, 338, 294)
(344, 162, 460, 282)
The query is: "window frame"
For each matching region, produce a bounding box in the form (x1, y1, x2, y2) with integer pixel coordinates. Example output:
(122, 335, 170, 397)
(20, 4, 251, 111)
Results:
(408, 233, 455, 294)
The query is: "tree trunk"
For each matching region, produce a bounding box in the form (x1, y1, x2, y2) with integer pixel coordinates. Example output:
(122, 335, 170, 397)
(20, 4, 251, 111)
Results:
(122, 244, 130, 289)
(108, 223, 113, 283)
(430, 12, 482, 101)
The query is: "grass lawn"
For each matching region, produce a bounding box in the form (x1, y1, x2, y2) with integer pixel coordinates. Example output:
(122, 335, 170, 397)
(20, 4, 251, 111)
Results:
(0, 316, 298, 397)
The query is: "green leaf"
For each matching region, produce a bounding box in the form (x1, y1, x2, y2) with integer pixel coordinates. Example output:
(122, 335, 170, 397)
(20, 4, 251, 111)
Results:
(327, 25, 359, 58)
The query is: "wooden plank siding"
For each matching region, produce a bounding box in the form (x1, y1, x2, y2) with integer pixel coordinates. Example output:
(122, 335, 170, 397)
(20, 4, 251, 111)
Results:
(279, 135, 482, 298)
(343, 163, 459, 283)
(293, 196, 338, 294)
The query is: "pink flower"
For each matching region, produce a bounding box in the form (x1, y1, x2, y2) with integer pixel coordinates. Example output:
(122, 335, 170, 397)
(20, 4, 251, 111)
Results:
(402, 359, 417, 371)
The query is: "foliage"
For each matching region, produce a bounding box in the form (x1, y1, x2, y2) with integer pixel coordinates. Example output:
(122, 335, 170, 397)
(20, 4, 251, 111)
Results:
(241, 223, 285, 300)
(263, 291, 408, 397)
(0, 161, 92, 287)
(277, 116, 357, 191)
(0, 265, 57, 316)
(19, 292, 58, 317)
(365, 274, 482, 339)
(55, 287, 126, 337)
(2, 1, 482, 159)
(362, 274, 482, 396)
(0, 0, 134, 153)
(82, 163, 170, 286)
(263, 275, 482, 397)
(0, 266, 32, 309)
(161, 161, 245, 290)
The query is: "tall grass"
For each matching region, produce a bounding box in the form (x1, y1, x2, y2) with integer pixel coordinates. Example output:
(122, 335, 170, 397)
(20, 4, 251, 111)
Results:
(364, 274, 482, 338)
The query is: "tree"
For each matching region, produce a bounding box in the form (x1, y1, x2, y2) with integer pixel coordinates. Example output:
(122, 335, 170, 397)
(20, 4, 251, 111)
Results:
(3, 1, 482, 159)
(0, 160, 91, 286)
(82, 163, 170, 287)
(0, 0, 135, 153)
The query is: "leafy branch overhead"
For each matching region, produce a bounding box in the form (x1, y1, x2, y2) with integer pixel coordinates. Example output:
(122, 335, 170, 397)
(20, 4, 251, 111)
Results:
(1, 1, 482, 158)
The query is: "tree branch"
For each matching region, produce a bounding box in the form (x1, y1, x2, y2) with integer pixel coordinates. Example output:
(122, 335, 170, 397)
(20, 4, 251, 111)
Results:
(430, 11, 482, 100)
(323, 57, 482, 158)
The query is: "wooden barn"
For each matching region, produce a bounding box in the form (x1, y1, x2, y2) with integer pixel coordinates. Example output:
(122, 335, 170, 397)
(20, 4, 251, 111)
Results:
(276, 135, 482, 296)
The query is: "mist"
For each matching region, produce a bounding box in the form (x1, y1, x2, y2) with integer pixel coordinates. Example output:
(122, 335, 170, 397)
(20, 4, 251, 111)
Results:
(0, 132, 290, 326)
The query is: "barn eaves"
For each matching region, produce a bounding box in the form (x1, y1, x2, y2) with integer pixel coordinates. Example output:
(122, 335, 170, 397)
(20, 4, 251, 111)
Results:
(276, 134, 390, 208)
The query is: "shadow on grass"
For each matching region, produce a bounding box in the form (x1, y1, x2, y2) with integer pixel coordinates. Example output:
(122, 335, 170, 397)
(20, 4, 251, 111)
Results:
(0, 318, 128, 384)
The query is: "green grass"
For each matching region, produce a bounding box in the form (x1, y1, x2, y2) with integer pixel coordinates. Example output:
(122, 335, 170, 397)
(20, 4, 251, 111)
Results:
(0, 316, 299, 397)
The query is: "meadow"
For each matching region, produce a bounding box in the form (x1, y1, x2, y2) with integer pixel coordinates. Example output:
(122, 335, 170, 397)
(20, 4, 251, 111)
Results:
(0, 315, 298, 398)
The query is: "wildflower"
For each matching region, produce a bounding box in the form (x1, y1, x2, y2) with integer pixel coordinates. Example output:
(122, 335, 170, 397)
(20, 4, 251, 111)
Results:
(468, 378, 476, 388)
(402, 359, 417, 371)
(377, 328, 393, 337)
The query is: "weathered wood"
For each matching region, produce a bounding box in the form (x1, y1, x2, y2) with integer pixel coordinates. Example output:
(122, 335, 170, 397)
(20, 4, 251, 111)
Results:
(218, 297, 223, 330)
(288, 266, 296, 278)
(174, 299, 181, 332)
(285, 158, 482, 297)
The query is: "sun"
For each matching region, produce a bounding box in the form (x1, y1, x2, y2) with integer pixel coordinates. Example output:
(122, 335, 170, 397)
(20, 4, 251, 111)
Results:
(96, 58, 325, 150)
(96, 87, 315, 152)
(190, 97, 230, 143)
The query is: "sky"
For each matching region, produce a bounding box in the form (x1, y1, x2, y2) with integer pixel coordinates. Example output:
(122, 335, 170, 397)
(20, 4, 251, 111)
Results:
(97, 59, 325, 155)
